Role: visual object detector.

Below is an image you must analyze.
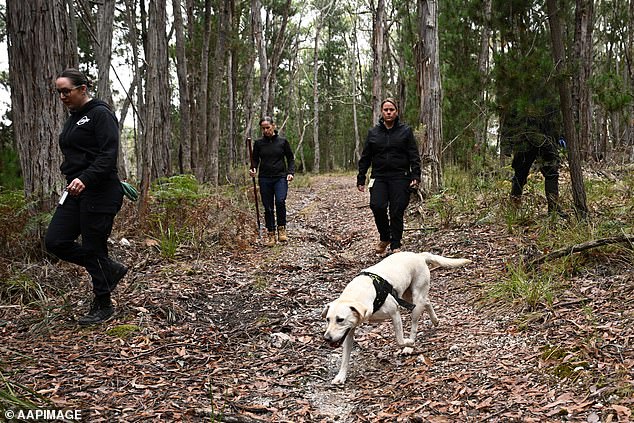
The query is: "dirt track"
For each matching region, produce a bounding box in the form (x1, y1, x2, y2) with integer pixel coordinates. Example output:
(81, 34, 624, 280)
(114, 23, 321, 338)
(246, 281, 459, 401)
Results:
(2, 174, 632, 422)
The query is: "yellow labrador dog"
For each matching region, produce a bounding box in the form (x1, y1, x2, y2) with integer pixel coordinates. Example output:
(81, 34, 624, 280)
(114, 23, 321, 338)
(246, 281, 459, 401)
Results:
(322, 251, 471, 385)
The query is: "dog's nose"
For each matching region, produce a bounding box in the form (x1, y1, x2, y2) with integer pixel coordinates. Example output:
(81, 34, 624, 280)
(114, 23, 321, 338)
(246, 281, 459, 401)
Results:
(323, 333, 332, 342)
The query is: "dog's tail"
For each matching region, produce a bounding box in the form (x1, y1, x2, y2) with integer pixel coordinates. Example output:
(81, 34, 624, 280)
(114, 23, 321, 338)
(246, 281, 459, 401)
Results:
(420, 252, 471, 268)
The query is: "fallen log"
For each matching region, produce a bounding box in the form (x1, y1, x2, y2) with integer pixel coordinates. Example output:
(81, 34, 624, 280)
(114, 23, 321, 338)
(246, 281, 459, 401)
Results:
(528, 235, 634, 267)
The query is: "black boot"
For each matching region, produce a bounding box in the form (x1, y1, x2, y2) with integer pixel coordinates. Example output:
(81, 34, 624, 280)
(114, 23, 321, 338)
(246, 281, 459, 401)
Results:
(106, 258, 128, 292)
(78, 294, 114, 326)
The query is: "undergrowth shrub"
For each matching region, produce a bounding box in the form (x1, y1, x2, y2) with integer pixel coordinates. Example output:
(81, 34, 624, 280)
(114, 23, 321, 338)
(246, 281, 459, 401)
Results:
(145, 174, 257, 257)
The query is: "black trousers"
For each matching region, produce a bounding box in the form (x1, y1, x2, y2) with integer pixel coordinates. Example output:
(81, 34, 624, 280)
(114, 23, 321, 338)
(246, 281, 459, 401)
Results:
(45, 195, 117, 296)
(259, 176, 288, 231)
(511, 143, 560, 212)
(369, 178, 411, 250)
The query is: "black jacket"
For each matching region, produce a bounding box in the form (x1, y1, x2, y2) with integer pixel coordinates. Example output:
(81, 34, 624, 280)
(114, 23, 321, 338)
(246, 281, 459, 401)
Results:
(253, 132, 295, 178)
(59, 99, 120, 186)
(357, 117, 421, 186)
(58, 99, 123, 213)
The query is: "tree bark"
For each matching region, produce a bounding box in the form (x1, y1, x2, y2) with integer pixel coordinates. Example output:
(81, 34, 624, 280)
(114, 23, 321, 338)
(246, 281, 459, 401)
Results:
(6, 0, 76, 213)
(371, 0, 385, 122)
(416, 0, 442, 195)
(139, 0, 172, 215)
(573, 0, 594, 161)
(475, 0, 492, 166)
(207, 0, 230, 185)
(172, 0, 193, 174)
(546, 0, 588, 218)
(194, 0, 212, 180)
(252, 0, 268, 117)
(348, 28, 362, 163)
(312, 23, 321, 172)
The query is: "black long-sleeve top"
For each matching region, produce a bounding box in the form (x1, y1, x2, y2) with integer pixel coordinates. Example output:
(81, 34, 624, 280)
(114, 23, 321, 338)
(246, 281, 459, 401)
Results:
(252, 132, 295, 178)
(357, 117, 421, 186)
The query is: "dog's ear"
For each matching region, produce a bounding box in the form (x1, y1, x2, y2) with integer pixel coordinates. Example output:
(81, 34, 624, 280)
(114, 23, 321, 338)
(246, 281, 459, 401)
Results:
(349, 303, 370, 321)
(321, 303, 330, 318)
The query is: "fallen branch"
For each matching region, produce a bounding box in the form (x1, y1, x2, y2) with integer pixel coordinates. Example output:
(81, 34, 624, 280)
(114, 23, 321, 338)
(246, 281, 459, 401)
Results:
(528, 235, 634, 267)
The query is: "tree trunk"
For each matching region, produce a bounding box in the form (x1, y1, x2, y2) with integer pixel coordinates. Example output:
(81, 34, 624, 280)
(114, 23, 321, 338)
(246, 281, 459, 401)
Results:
(416, 0, 442, 195)
(625, 0, 634, 157)
(476, 0, 492, 166)
(252, 0, 268, 117)
(348, 29, 362, 163)
(207, 0, 230, 185)
(124, 0, 146, 183)
(371, 0, 385, 122)
(226, 0, 237, 174)
(546, 0, 588, 218)
(194, 0, 212, 180)
(6, 0, 76, 213)
(264, 0, 292, 115)
(242, 27, 257, 142)
(312, 23, 322, 172)
(139, 0, 172, 216)
(172, 0, 192, 174)
(573, 0, 594, 161)
(93, 0, 125, 178)
(95, 0, 115, 106)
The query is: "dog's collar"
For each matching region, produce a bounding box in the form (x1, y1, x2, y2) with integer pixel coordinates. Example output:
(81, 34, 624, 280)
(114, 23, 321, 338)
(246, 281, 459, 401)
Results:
(359, 271, 416, 314)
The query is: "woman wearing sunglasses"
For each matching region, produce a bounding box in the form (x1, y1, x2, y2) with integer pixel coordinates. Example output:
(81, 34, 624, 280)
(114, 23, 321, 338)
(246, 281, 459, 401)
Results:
(45, 68, 127, 325)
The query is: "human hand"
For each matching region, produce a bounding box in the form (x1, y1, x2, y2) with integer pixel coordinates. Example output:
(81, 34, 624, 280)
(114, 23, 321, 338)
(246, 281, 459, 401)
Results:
(67, 178, 85, 196)
(249, 168, 256, 177)
(287, 174, 294, 182)
(357, 185, 365, 192)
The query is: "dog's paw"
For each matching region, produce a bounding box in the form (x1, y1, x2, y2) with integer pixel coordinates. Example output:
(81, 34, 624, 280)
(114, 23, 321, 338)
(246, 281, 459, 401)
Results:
(331, 374, 346, 385)
(401, 338, 415, 347)
(401, 346, 414, 355)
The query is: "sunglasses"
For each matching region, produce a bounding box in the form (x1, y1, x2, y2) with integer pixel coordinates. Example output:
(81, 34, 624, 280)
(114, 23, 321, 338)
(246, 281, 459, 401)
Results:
(55, 85, 82, 96)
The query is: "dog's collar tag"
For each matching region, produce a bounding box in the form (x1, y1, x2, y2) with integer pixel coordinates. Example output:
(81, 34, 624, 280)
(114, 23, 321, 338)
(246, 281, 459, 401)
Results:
(360, 271, 416, 313)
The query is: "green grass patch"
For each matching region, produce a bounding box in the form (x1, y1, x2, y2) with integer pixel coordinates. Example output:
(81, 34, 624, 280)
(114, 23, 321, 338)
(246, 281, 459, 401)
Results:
(488, 261, 560, 310)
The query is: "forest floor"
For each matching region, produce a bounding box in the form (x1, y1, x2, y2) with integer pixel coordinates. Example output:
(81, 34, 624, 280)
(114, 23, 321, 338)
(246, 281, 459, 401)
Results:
(1, 173, 633, 422)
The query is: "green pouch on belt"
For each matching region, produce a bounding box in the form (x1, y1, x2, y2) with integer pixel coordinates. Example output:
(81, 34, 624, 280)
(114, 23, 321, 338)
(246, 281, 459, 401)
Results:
(121, 181, 139, 201)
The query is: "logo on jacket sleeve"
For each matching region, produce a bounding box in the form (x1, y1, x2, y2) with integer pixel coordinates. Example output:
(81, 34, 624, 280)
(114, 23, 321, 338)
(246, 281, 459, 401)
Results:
(77, 116, 90, 125)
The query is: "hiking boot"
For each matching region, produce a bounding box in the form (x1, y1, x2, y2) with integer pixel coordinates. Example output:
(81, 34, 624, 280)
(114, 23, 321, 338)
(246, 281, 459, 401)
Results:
(278, 226, 288, 242)
(78, 295, 114, 326)
(106, 259, 128, 292)
(264, 231, 276, 247)
(375, 241, 390, 255)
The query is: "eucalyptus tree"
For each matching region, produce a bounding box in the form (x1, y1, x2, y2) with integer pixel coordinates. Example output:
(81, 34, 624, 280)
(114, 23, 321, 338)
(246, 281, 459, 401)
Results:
(370, 0, 386, 122)
(139, 0, 172, 211)
(172, 0, 193, 174)
(6, 0, 75, 212)
(206, 0, 231, 185)
(416, 0, 443, 194)
(546, 0, 588, 217)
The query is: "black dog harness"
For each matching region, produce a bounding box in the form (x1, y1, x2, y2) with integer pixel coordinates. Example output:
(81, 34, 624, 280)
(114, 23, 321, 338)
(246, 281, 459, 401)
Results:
(359, 271, 416, 314)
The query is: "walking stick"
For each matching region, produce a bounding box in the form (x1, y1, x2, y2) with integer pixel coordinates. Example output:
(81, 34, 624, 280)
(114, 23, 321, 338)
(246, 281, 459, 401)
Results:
(246, 137, 262, 236)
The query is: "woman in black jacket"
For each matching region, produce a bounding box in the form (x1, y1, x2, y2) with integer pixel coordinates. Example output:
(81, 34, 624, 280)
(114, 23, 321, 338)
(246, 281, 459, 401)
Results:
(357, 98, 421, 255)
(45, 68, 127, 325)
(249, 116, 295, 246)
